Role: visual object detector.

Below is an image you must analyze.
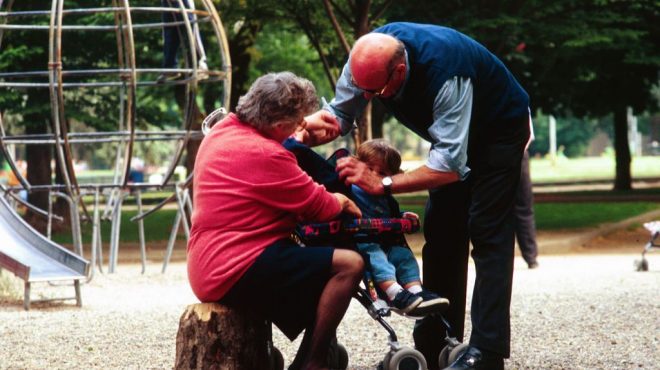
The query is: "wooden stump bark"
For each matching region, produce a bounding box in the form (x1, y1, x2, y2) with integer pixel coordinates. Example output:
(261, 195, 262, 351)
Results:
(175, 303, 271, 370)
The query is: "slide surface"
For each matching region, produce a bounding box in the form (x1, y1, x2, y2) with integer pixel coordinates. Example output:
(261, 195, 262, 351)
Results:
(0, 195, 88, 282)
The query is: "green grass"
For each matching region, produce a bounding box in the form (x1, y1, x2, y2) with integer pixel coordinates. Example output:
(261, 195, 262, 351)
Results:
(51, 209, 181, 245)
(395, 196, 660, 231)
(534, 202, 659, 229)
(530, 156, 660, 183)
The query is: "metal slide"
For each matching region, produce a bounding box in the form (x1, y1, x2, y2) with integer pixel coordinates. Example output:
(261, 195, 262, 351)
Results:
(0, 195, 89, 310)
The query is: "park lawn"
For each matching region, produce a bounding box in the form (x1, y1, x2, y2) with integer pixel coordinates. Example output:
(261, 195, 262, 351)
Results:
(534, 202, 659, 229)
(51, 200, 660, 244)
(395, 198, 660, 231)
(51, 209, 180, 245)
(530, 156, 660, 183)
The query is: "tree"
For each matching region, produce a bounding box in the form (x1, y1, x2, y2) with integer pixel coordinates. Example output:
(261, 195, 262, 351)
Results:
(392, 0, 659, 190)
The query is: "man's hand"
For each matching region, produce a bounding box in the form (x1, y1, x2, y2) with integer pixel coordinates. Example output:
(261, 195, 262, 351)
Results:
(300, 110, 341, 146)
(336, 156, 384, 195)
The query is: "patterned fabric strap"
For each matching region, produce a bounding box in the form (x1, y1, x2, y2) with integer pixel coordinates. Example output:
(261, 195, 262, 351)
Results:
(297, 217, 420, 239)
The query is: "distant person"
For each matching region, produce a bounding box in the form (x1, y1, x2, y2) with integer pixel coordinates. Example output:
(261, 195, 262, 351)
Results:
(352, 139, 449, 316)
(157, 0, 208, 83)
(6, 160, 27, 201)
(514, 150, 539, 269)
(128, 157, 145, 184)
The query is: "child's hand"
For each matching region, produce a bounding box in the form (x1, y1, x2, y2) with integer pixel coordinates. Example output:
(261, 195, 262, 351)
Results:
(401, 212, 419, 221)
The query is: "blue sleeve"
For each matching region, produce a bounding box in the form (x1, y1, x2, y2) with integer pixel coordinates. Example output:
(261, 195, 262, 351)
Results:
(426, 77, 473, 180)
(327, 62, 368, 136)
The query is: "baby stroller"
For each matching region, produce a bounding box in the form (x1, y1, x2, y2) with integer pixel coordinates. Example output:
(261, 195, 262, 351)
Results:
(285, 139, 467, 370)
(634, 221, 660, 271)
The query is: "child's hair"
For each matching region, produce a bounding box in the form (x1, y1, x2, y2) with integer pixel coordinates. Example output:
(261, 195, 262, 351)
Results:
(356, 139, 402, 176)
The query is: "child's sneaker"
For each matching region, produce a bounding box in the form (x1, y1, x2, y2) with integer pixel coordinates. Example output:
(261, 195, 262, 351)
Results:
(389, 289, 422, 314)
(408, 290, 450, 316)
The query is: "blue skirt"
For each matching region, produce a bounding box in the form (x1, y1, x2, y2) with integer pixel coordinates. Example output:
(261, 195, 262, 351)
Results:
(219, 238, 334, 340)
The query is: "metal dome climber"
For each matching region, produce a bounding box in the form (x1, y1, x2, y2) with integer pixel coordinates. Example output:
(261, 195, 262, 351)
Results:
(0, 1, 231, 278)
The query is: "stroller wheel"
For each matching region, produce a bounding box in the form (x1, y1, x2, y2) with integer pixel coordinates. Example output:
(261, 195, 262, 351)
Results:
(268, 346, 284, 370)
(438, 345, 450, 368)
(385, 347, 427, 370)
(447, 343, 470, 365)
(634, 258, 649, 272)
(327, 341, 349, 370)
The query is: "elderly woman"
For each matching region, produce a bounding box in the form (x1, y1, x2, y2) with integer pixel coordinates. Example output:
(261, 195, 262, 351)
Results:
(188, 72, 364, 370)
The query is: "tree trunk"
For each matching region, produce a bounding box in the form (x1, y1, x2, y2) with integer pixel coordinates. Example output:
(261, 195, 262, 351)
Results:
(613, 106, 632, 190)
(175, 303, 271, 370)
(228, 20, 262, 111)
(23, 90, 53, 234)
(370, 99, 387, 139)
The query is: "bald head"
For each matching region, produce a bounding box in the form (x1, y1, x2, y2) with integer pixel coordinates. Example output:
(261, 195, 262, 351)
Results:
(350, 33, 405, 97)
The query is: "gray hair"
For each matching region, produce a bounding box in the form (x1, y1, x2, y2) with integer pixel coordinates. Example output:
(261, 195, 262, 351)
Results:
(235, 72, 318, 132)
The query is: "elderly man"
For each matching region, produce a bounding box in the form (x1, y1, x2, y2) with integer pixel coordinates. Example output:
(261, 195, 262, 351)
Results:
(304, 22, 531, 370)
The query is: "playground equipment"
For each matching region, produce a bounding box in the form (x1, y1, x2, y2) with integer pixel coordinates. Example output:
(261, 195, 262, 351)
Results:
(0, 192, 88, 310)
(0, 1, 231, 281)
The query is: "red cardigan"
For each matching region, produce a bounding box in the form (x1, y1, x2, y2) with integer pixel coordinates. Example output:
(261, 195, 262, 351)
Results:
(187, 113, 341, 302)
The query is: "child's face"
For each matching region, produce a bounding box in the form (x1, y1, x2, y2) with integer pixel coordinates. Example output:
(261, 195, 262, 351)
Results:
(365, 159, 393, 177)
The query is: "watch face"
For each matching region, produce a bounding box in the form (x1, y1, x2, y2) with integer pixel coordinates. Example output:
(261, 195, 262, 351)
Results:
(382, 176, 393, 186)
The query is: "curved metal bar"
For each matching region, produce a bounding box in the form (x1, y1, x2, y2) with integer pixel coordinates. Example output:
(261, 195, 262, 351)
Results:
(0, 185, 64, 222)
(201, 0, 232, 110)
(0, 67, 225, 79)
(0, 16, 213, 31)
(131, 173, 192, 222)
(48, 0, 75, 199)
(0, 74, 226, 88)
(118, 0, 137, 188)
(157, 0, 199, 187)
(0, 7, 210, 17)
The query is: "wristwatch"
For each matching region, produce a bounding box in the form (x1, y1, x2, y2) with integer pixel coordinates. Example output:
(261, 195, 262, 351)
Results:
(382, 176, 393, 196)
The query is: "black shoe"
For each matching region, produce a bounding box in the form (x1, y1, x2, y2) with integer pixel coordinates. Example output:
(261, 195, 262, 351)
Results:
(389, 289, 422, 314)
(408, 290, 450, 316)
(527, 261, 539, 269)
(443, 346, 503, 370)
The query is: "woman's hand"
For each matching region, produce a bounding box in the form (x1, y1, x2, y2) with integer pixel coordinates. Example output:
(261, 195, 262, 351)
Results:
(333, 193, 362, 218)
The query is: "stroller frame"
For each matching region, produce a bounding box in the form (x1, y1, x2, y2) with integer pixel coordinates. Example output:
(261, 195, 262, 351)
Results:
(634, 221, 660, 272)
(283, 139, 465, 369)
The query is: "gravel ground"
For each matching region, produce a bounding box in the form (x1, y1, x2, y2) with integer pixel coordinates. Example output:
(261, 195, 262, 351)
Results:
(0, 251, 658, 369)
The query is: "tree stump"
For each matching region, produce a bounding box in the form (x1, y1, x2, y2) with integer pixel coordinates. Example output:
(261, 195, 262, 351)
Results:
(175, 303, 272, 370)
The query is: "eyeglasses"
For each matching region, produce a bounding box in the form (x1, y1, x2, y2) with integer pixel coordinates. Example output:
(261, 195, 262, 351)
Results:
(351, 67, 396, 97)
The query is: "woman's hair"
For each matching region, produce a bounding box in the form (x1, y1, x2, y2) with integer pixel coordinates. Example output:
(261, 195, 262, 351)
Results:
(356, 139, 402, 176)
(235, 72, 318, 132)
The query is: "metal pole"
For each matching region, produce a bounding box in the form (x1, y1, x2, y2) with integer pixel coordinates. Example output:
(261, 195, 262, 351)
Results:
(135, 189, 147, 274)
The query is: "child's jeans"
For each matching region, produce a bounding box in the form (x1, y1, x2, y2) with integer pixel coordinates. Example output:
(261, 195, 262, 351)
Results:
(357, 242, 421, 285)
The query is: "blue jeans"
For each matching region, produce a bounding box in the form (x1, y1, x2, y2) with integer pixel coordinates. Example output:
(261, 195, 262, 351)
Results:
(357, 242, 420, 285)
